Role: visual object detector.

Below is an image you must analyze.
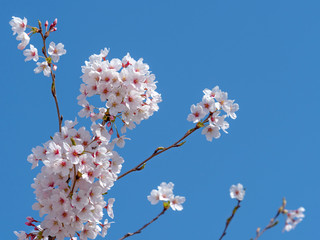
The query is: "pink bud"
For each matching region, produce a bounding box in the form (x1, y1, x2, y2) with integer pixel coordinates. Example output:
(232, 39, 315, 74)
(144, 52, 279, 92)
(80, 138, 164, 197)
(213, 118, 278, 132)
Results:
(109, 128, 114, 135)
(51, 27, 57, 32)
(107, 122, 111, 127)
(45, 21, 48, 28)
(26, 216, 34, 222)
(53, 18, 58, 26)
(52, 64, 57, 71)
(110, 116, 114, 121)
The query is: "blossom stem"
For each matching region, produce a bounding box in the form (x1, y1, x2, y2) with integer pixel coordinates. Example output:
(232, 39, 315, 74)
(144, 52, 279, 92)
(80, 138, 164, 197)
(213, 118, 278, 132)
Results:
(253, 200, 285, 240)
(68, 165, 77, 198)
(117, 114, 212, 180)
(219, 200, 241, 240)
(38, 21, 62, 132)
(119, 207, 168, 240)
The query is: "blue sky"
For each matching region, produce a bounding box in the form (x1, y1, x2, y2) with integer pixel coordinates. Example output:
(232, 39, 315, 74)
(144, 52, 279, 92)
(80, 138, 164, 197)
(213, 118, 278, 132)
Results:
(1, 0, 319, 239)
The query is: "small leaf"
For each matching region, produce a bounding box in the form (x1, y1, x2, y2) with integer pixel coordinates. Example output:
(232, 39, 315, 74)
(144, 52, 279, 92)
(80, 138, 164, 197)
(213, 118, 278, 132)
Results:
(163, 201, 170, 209)
(70, 137, 76, 146)
(46, 57, 52, 64)
(31, 27, 39, 34)
(137, 163, 146, 171)
(177, 141, 186, 147)
(196, 122, 204, 128)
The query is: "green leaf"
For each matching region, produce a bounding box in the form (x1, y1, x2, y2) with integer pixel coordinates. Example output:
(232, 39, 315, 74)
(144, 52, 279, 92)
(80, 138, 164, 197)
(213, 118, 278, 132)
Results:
(177, 141, 186, 147)
(70, 137, 76, 146)
(196, 122, 204, 128)
(137, 163, 146, 171)
(163, 201, 170, 209)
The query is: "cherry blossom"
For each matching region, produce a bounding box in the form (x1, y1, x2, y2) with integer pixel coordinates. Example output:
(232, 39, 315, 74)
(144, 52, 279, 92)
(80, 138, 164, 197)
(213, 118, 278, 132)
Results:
(78, 49, 162, 135)
(10, 16, 27, 35)
(20, 120, 122, 239)
(34, 61, 51, 77)
(187, 86, 239, 141)
(148, 182, 185, 212)
(48, 42, 67, 62)
(283, 207, 305, 232)
(23, 44, 39, 62)
(230, 183, 245, 201)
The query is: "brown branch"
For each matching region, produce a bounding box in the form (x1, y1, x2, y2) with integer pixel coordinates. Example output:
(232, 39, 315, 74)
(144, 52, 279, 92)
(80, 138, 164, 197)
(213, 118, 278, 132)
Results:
(253, 199, 286, 240)
(219, 200, 241, 240)
(119, 207, 169, 240)
(117, 113, 213, 180)
(38, 21, 62, 132)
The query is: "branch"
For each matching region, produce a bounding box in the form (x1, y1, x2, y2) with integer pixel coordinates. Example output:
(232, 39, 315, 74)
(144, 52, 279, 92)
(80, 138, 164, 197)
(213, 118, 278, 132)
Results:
(117, 113, 213, 180)
(119, 206, 169, 240)
(219, 200, 241, 240)
(253, 199, 286, 240)
(38, 21, 63, 132)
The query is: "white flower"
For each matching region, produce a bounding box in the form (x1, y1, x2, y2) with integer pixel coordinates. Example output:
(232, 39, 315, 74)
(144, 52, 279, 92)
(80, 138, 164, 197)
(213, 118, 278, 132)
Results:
(230, 183, 245, 201)
(106, 198, 115, 219)
(16, 32, 30, 50)
(187, 104, 206, 123)
(201, 124, 221, 141)
(148, 182, 185, 212)
(100, 48, 110, 60)
(170, 196, 185, 211)
(283, 207, 305, 232)
(78, 48, 162, 135)
(203, 86, 221, 98)
(13, 230, 27, 240)
(224, 101, 239, 120)
(10, 16, 27, 35)
(158, 182, 174, 201)
(113, 135, 130, 148)
(147, 189, 160, 205)
(188, 86, 238, 141)
(34, 61, 51, 77)
(48, 42, 67, 62)
(200, 95, 216, 113)
(23, 44, 39, 62)
(100, 219, 113, 237)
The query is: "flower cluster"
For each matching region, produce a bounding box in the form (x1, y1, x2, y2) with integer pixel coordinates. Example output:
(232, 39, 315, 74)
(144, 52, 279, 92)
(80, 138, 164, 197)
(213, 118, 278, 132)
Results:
(9, 16, 29, 50)
(10, 16, 66, 77)
(77, 49, 162, 134)
(147, 182, 186, 211)
(229, 183, 245, 201)
(283, 207, 305, 232)
(24, 119, 120, 239)
(187, 86, 239, 141)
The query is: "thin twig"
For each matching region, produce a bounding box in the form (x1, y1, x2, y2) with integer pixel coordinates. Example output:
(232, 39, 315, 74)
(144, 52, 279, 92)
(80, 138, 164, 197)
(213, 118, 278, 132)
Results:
(253, 199, 286, 240)
(219, 200, 241, 240)
(117, 113, 213, 180)
(119, 207, 169, 240)
(68, 165, 78, 198)
(38, 21, 62, 132)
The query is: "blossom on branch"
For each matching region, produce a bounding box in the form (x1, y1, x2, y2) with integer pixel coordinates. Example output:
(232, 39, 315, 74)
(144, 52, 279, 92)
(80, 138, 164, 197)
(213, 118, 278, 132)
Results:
(230, 183, 245, 201)
(147, 182, 186, 211)
(34, 61, 51, 77)
(20, 119, 123, 239)
(187, 86, 239, 142)
(78, 49, 162, 135)
(48, 42, 67, 62)
(10, 16, 27, 35)
(283, 207, 305, 232)
(23, 44, 39, 62)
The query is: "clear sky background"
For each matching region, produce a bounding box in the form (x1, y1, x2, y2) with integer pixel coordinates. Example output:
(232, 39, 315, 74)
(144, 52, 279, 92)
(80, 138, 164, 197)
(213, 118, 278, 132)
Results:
(1, 0, 319, 239)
